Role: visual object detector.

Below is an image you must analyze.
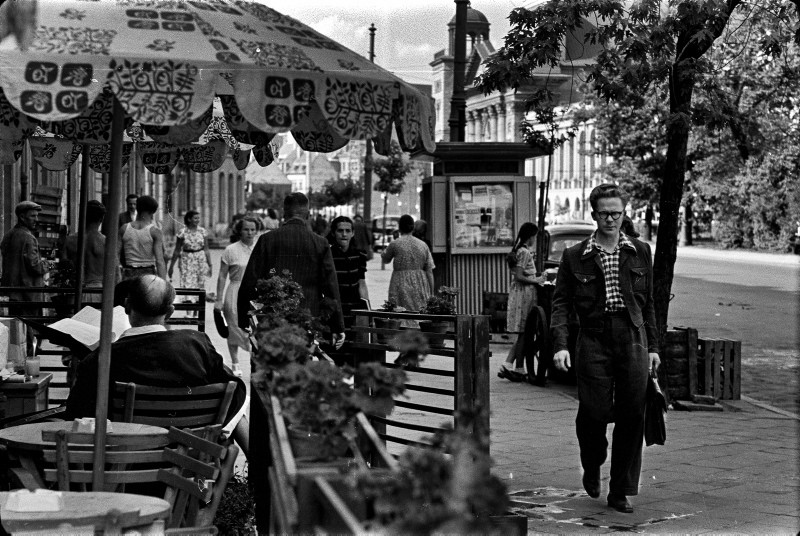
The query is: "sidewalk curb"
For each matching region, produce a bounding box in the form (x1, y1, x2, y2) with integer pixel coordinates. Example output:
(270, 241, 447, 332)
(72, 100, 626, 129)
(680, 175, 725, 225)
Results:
(740, 395, 800, 420)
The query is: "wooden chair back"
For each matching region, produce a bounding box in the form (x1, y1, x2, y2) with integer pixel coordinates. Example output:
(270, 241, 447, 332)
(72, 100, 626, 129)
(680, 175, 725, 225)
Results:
(158, 426, 239, 530)
(111, 381, 236, 428)
(41, 429, 170, 492)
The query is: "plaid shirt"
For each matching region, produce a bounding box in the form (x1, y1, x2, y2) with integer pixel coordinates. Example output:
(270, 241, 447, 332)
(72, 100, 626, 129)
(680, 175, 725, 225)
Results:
(584, 232, 636, 312)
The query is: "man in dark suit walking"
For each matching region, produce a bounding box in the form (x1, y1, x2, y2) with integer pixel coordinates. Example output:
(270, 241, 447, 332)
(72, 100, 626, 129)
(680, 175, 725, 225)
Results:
(238, 192, 345, 348)
(551, 183, 660, 514)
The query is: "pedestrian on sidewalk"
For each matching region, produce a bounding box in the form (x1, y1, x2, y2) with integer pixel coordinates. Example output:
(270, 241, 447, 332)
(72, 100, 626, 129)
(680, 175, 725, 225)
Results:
(498, 222, 545, 382)
(214, 216, 259, 377)
(551, 183, 660, 514)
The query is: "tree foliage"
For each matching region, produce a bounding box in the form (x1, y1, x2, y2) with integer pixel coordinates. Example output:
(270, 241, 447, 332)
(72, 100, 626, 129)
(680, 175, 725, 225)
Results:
(373, 141, 411, 197)
(246, 183, 284, 212)
(476, 0, 799, 348)
(323, 175, 364, 207)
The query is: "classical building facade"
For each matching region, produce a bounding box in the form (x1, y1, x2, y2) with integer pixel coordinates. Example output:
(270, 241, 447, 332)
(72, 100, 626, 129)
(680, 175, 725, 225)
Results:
(430, 5, 610, 223)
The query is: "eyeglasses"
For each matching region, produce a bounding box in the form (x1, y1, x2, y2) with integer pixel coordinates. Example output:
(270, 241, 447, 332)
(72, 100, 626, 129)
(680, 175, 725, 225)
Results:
(596, 211, 624, 221)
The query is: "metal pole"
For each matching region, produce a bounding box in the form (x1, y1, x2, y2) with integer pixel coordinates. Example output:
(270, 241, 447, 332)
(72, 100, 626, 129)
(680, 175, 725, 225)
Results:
(448, 0, 468, 142)
(92, 100, 125, 489)
(72, 147, 90, 311)
(363, 23, 376, 223)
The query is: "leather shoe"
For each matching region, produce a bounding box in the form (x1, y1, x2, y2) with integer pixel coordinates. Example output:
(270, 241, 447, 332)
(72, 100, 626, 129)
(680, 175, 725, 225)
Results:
(498, 367, 525, 382)
(582, 467, 600, 498)
(607, 493, 633, 513)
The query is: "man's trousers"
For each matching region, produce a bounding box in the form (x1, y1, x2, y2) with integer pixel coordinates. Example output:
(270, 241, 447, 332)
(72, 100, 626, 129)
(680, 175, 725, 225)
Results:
(574, 312, 650, 496)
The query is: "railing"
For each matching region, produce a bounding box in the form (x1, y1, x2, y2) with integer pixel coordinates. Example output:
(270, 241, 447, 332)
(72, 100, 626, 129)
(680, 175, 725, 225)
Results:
(248, 310, 492, 534)
(0, 286, 207, 407)
(348, 310, 491, 452)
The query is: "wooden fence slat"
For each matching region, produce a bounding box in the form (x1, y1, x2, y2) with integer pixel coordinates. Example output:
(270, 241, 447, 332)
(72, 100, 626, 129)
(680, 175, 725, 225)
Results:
(713, 340, 723, 399)
(687, 328, 698, 397)
(732, 339, 742, 399)
(703, 339, 712, 396)
(455, 315, 473, 420)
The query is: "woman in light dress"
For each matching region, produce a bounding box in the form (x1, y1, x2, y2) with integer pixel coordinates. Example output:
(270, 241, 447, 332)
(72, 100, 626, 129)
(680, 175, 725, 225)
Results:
(498, 222, 545, 382)
(168, 210, 212, 289)
(214, 217, 259, 377)
(381, 214, 435, 317)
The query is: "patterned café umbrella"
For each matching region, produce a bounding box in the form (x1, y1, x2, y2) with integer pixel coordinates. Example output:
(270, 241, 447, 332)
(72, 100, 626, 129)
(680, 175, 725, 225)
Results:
(0, 0, 436, 488)
(0, 0, 435, 154)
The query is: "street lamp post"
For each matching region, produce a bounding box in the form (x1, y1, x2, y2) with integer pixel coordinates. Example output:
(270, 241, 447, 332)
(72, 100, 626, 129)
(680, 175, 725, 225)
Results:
(363, 23, 376, 221)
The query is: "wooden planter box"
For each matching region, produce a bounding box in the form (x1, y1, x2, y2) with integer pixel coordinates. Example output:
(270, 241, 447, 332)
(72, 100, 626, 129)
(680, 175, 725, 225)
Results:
(309, 475, 528, 535)
(664, 327, 741, 401)
(254, 387, 398, 535)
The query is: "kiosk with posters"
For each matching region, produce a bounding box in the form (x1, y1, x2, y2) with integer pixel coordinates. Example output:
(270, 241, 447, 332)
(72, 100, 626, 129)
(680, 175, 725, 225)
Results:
(418, 142, 548, 315)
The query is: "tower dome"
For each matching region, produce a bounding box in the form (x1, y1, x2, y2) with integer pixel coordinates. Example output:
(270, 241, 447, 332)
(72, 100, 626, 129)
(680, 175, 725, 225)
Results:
(447, 5, 491, 55)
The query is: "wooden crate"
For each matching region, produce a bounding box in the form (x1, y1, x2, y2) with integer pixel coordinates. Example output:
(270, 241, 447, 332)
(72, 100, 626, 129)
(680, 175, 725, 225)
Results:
(697, 338, 741, 400)
(663, 327, 698, 401)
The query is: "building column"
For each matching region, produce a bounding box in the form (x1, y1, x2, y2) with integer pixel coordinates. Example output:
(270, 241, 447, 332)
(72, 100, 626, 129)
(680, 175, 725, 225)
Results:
(497, 99, 507, 142)
(467, 111, 477, 142)
(487, 106, 498, 142)
(479, 109, 488, 141)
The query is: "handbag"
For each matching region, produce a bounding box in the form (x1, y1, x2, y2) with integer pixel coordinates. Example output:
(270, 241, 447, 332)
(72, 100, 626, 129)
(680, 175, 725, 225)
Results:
(644, 371, 667, 446)
(213, 308, 229, 339)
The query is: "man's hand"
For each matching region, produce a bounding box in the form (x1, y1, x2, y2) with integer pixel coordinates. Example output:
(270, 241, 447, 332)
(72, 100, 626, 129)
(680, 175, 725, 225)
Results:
(333, 332, 346, 350)
(649, 352, 661, 374)
(553, 350, 571, 372)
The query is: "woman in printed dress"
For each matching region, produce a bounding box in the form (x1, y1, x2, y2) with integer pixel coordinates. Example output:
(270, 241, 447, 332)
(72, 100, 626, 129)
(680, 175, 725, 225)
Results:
(381, 215, 435, 319)
(214, 217, 259, 376)
(498, 222, 545, 382)
(168, 210, 212, 289)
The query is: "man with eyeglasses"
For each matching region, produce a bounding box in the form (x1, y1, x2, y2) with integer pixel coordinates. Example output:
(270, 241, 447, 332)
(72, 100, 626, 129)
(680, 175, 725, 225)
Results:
(551, 183, 660, 514)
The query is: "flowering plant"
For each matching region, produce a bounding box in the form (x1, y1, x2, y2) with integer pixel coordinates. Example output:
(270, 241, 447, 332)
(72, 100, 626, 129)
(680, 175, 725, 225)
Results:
(270, 360, 407, 453)
(346, 408, 509, 534)
(251, 268, 324, 343)
(420, 286, 460, 315)
(252, 269, 303, 318)
(252, 320, 312, 382)
(352, 362, 407, 416)
(381, 298, 406, 313)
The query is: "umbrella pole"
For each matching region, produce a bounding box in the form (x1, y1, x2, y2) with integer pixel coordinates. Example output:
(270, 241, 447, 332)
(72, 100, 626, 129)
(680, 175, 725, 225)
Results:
(92, 101, 125, 489)
(72, 146, 90, 311)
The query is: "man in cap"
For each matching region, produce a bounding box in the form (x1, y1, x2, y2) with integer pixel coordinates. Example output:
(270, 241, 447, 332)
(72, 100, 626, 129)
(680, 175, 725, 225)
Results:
(1, 201, 53, 356)
(1, 201, 53, 317)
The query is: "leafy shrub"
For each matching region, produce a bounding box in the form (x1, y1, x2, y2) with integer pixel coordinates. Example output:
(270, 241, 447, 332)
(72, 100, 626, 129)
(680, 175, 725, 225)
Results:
(213, 465, 256, 535)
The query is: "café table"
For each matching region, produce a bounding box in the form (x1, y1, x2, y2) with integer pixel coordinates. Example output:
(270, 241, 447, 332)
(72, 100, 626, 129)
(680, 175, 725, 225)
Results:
(0, 490, 171, 534)
(0, 421, 169, 489)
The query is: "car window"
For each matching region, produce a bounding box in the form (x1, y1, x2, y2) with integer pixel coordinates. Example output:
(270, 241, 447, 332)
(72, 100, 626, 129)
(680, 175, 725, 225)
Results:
(550, 237, 586, 258)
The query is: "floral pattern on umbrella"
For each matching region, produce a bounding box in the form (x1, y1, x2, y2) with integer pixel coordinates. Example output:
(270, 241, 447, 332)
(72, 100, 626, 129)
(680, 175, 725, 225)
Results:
(0, 0, 436, 155)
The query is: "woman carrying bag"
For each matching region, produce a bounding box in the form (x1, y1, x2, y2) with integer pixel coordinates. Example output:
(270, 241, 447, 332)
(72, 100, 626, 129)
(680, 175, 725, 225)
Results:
(214, 217, 259, 377)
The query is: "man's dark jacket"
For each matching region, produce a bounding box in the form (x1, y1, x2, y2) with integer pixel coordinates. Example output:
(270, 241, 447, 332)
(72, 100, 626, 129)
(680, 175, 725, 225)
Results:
(237, 218, 344, 332)
(64, 330, 246, 422)
(551, 236, 658, 354)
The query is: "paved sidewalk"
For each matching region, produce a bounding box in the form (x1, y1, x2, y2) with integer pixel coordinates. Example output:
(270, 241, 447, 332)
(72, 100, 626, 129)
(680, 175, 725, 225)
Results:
(204, 250, 799, 532)
(489, 344, 800, 534)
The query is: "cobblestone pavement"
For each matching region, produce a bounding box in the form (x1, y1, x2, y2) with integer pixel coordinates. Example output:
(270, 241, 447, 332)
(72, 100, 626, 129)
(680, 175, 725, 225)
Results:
(202, 250, 799, 533)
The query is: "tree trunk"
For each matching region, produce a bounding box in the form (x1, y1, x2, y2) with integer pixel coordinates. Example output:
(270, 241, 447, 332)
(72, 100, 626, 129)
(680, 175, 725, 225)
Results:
(652, 57, 696, 352)
(644, 204, 653, 241)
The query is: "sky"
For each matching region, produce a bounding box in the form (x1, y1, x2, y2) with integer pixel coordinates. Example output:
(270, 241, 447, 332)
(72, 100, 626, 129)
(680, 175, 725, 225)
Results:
(266, 0, 534, 86)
